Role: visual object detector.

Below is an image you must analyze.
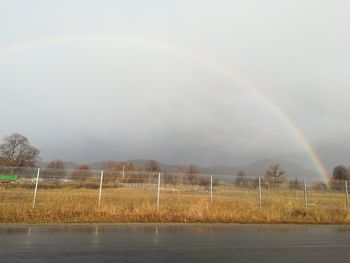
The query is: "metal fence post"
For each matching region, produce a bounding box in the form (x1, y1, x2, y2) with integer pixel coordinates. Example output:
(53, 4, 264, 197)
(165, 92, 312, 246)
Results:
(304, 179, 308, 211)
(157, 172, 161, 211)
(32, 168, 40, 208)
(210, 175, 213, 205)
(345, 181, 349, 211)
(98, 170, 104, 205)
(258, 177, 262, 211)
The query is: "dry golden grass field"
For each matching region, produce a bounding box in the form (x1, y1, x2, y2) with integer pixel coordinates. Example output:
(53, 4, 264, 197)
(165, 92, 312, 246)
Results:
(1, 186, 349, 224)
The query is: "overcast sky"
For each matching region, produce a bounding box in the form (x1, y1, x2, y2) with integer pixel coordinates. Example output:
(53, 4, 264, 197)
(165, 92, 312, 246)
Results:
(1, 0, 349, 171)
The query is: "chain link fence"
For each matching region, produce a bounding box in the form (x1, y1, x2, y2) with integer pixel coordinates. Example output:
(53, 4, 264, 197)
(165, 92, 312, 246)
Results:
(0, 166, 349, 214)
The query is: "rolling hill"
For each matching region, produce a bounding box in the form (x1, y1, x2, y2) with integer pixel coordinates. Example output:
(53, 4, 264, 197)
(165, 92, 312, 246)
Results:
(37, 158, 322, 181)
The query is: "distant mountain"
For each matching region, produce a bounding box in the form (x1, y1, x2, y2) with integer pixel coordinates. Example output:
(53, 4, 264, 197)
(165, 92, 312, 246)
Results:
(88, 159, 183, 172)
(204, 159, 320, 181)
(36, 161, 79, 169)
(36, 158, 322, 181)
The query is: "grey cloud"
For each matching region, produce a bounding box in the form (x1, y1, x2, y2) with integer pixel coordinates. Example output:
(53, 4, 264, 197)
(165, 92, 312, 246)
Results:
(1, 0, 350, 172)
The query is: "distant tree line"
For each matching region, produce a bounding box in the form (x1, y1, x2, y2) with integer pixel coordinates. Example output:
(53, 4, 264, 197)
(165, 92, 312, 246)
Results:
(2, 133, 350, 190)
(65, 160, 215, 186)
(234, 164, 287, 188)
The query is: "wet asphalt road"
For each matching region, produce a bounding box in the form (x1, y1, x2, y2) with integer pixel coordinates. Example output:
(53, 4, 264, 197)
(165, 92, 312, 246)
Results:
(1, 224, 350, 263)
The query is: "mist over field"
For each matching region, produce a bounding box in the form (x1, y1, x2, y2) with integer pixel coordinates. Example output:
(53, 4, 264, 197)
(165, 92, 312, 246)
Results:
(1, 0, 350, 173)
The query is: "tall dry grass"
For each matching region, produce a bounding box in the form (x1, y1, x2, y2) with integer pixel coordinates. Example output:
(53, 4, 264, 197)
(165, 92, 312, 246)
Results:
(0, 187, 349, 224)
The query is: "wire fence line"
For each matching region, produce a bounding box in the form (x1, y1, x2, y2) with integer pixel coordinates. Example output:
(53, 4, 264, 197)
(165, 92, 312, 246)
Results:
(0, 166, 349, 213)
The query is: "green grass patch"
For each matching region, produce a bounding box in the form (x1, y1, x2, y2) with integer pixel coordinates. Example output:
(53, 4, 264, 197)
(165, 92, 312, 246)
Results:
(0, 175, 17, 181)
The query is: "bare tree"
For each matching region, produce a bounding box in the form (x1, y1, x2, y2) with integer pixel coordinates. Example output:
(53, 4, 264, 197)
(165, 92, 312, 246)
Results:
(106, 161, 118, 170)
(142, 160, 160, 183)
(235, 170, 246, 186)
(105, 161, 122, 186)
(181, 164, 200, 184)
(288, 178, 302, 190)
(46, 160, 65, 170)
(0, 133, 40, 167)
(124, 162, 136, 172)
(105, 161, 136, 172)
(72, 164, 91, 184)
(105, 161, 138, 183)
(265, 164, 286, 185)
(332, 165, 349, 181)
(329, 165, 349, 190)
(0, 157, 6, 166)
(143, 160, 160, 172)
(44, 160, 66, 178)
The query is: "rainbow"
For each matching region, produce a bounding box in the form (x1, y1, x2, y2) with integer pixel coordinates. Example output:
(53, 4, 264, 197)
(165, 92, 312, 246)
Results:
(0, 33, 330, 181)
